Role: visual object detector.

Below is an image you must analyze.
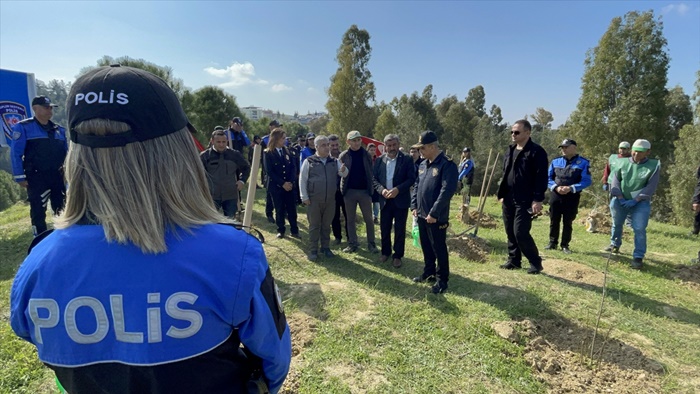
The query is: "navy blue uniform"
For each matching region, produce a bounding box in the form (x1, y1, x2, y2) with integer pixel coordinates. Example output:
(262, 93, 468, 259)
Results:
(411, 152, 458, 284)
(547, 154, 592, 248)
(10, 117, 68, 235)
(11, 224, 292, 393)
(264, 147, 299, 236)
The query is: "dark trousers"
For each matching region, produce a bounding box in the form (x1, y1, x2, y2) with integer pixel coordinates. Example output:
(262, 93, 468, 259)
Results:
(332, 189, 348, 240)
(502, 198, 542, 268)
(214, 199, 238, 218)
(693, 211, 700, 235)
(417, 217, 450, 283)
(548, 193, 581, 248)
(27, 172, 65, 236)
(271, 188, 299, 235)
(380, 200, 409, 258)
(265, 188, 274, 218)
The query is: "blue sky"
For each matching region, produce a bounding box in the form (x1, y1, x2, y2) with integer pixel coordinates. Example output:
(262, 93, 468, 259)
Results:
(1, 1, 698, 126)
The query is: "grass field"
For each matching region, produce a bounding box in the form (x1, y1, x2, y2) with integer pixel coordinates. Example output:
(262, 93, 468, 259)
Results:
(1, 190, 699, 393)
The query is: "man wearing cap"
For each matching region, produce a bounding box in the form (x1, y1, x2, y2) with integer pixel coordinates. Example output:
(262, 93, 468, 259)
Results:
(299, 133, 317, 165)
(457, 147, 475, 206)
(329, 134, 348, 244)
(545, 139, 591, 254)
(606, 139, 661, 269)
(373, 134, 416, 268)
(496, 119, 549, 274)
(10, 96, 68, 236)
(11, 65, 291, 393)
(226, 117, 251, 153)
(200, 130, 251, 219)
(602, 141, 632, 191)
(410, 131, 458, 293)
(339, 130, 378, 253)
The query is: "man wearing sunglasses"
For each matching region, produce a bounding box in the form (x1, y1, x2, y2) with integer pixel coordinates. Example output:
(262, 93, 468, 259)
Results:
(496, 119, 549, 274)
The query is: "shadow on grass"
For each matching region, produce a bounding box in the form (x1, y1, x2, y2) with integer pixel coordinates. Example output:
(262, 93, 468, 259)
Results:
(0, 226, 33, 281)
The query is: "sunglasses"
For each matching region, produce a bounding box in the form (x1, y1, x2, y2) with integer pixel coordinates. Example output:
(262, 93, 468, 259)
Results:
(511, 131, 520, 136)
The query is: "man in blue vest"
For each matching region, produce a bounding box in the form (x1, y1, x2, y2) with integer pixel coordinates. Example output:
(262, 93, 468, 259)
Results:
(545, 139, 591, 254)
(606, 139, 661, 269)
(10, 96, 68, 236)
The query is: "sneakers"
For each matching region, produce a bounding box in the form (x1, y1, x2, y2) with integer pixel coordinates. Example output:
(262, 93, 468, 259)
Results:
(499, 261, 522, 270)
(367, 243, 379, 254)
(412, 274, 436, 283)
(544, 243, 557, 250)
(374, 217, 380, 225)
(630, 258, 643, 270)
(308, 251, 318, 261)
(343, 245, 358, 253)
(267, 216, 275, 224)
(334, 238, 342, 245)
(276, 233, 285, 239)
(289, 233, 301, 240)
(604, 245, 620, 253)
(392, 258, 402, 268)
(431, 282, 448, 294)
(562, 247, 572, 254)
(322, 248, 335, 258)
(527, 266, 543, 275)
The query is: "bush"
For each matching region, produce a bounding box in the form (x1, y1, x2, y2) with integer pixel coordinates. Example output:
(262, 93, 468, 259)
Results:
(668, 124, 700, 227)
(0, 170, 26, 212)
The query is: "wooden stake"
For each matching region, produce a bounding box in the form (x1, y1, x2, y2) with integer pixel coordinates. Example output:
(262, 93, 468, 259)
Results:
(242, 144, 261, 233)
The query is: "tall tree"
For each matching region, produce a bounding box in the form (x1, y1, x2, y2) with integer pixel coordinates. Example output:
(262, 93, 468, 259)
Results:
(666, 85, 693, 135)
(79, 56, 186, 99)
(373, 106, 399, 143)
(181, 86, 243, 144)
(465, 85, 486, 118)
(530, 107, 554, 131)
(436, 95, 473, 151)
(326, 25, 377, 137)
(567, 11, 670, 161)
(307, 115, 330, 135)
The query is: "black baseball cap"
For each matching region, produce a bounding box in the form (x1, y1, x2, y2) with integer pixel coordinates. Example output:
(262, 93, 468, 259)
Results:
(269, 119, 282, 127)
(462, 147, 471, 153)
(558, 139, 577, 148)
(214, 125, 224, 131)
(231, 117, 242, 125)
(32, 96, 58, 107)
(68, 65, 196, 148)
(411, 130, 438, 148)
(306, 133, 316, 140)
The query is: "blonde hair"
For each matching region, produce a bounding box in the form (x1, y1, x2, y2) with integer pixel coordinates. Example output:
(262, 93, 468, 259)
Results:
(56, 119, 226, 253)
(266, 128, 286, 153)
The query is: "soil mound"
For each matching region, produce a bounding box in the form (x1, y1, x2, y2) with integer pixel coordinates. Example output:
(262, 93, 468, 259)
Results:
(447, 235, 492, 263)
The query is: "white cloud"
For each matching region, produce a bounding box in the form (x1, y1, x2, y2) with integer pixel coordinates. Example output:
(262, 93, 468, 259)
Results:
(661, 3, 691, 15)
(307, 87, 318, 93)
(204, 62, 268, 87)
(272, 84, 292, 92)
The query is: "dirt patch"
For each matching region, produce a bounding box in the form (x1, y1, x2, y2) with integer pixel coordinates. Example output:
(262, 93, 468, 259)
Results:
(671, 264, 700, 290)
(579, 208, 612, 234)
(466, 210, 499, 229)
(543, 258, 605, 287)
(492, 319, 664, 393)
(447, 235, 492, 263)
(280, 311, 318, 393)
(283, 283, 329, 321)
(324, 361, 389, 392)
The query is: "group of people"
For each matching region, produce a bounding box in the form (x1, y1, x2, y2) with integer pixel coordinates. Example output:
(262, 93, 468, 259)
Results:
(6, 65, 699, 393)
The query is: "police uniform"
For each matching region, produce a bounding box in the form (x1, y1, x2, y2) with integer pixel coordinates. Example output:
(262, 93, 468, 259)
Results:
(546, 148, 591, 250)
(264, 146, 300, 236)
(11, 116, 68, 236)
(410, 134, 458, 292)
(10, 223, 291, 394)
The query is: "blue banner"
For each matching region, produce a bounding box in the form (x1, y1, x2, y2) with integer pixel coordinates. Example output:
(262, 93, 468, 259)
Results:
(0, 69, 36, 147)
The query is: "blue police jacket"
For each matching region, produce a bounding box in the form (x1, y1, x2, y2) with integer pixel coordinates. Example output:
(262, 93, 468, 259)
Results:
(11, 117, 68, 182)
(411, 151, 458, 223)
(547, 154, 592, 193)
(11, 224, 291, 393)
(458, 159, 474, 183)
(300, 146, 315, 167)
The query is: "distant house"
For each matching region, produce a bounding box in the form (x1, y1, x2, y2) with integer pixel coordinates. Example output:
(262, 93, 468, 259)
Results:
(241, 106, 264, 121)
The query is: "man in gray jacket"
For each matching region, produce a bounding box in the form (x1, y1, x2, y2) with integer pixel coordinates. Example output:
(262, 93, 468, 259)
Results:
(200, 130, 250, 218)
(299, 136, 348, 260)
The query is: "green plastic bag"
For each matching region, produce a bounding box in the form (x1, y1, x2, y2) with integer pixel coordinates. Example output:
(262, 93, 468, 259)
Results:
(412, 225, 421, 248)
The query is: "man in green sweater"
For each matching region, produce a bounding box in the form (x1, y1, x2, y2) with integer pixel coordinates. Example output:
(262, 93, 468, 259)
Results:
(605, 139, 660, 269)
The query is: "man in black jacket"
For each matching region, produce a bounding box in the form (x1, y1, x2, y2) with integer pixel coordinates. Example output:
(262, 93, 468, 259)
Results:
(410, 131, 458, 294)
(496, 119, 549, 274)
(373, 134, 416, 268)
(200, 130, 250, 218)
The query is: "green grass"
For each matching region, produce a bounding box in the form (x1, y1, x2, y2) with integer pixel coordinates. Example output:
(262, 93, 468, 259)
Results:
(1, 192, 699, 393)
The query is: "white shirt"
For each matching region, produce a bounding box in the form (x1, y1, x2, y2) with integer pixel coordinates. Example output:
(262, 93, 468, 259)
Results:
(385, 155, 398, 190)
